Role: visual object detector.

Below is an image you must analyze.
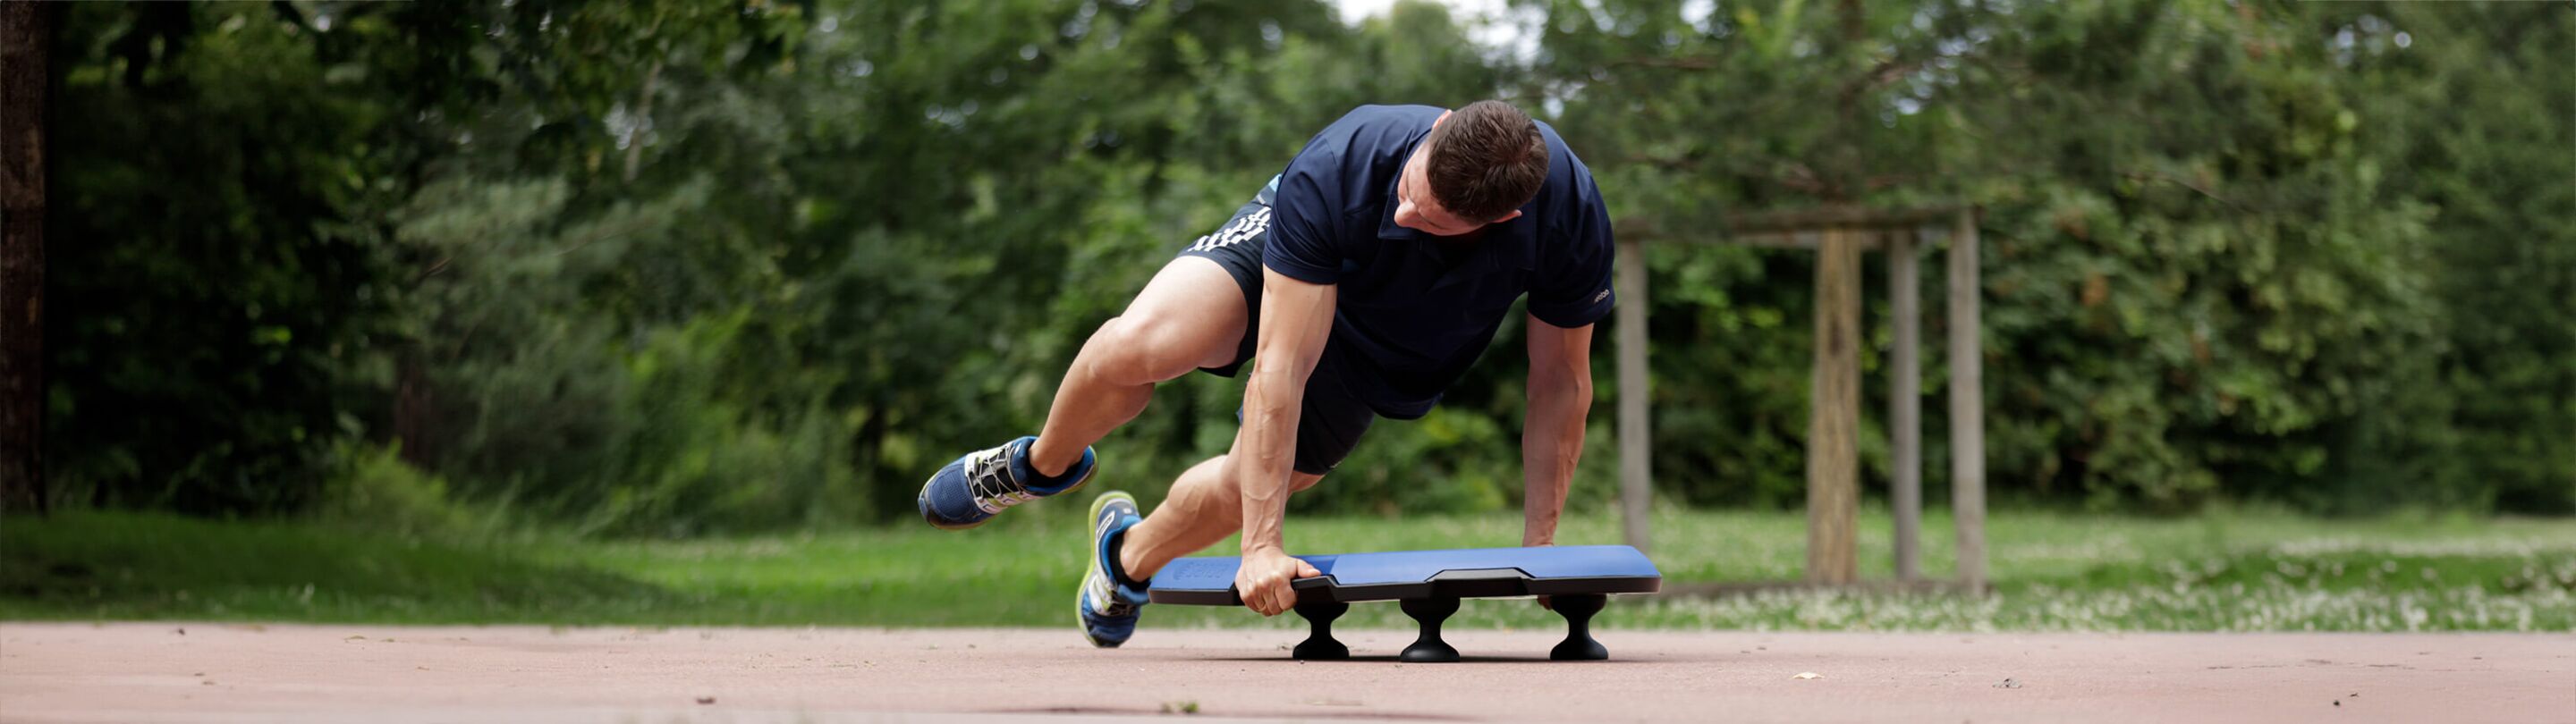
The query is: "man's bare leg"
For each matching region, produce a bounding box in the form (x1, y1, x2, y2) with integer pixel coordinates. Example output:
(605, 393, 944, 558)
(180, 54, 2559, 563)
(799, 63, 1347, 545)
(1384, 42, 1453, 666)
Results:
(1026, 257, 1248, 477)
(1118, 454, 1326, 579)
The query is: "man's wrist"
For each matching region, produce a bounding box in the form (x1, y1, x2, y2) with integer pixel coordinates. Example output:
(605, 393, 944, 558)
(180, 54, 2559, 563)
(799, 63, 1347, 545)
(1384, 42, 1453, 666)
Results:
(1521, 520, 1556, 547)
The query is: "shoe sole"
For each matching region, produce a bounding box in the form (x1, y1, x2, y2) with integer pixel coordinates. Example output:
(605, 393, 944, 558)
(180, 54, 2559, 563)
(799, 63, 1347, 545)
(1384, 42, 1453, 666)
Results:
(1080, 491, 1140, 648)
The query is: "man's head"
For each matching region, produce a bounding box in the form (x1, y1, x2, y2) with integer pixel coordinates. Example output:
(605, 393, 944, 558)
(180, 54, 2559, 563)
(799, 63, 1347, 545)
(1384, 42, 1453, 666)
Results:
(1393, 100, 1550, 237)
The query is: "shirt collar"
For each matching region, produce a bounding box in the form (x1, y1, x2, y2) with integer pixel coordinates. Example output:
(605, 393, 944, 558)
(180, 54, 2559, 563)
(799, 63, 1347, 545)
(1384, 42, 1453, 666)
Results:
(1375, 131, 1539, 286)
(1380, 206, 1539, 290)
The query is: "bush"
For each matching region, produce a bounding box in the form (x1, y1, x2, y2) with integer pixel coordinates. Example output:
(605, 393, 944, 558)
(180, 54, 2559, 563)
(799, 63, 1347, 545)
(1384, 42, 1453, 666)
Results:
(322, 442, 499, 540)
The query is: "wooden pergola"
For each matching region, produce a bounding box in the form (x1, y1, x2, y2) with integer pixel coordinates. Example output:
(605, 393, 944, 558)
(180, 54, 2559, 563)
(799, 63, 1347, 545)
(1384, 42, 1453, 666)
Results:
(1612, 206, 1987, 593)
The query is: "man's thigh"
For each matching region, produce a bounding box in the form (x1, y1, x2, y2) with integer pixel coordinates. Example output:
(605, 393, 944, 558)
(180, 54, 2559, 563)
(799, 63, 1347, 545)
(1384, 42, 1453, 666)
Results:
(1171, 196, 1274, 376)
(1118, 255, 1250, 372)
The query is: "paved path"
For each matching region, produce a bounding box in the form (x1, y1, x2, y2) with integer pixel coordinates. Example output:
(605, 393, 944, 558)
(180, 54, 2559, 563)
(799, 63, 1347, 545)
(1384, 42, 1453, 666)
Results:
(4, 623, 2571, 722)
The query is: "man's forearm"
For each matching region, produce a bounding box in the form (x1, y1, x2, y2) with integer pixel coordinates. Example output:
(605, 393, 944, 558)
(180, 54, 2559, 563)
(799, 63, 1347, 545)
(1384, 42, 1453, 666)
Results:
(1237, 366, 1304, 553)
(1521, 375, 1592, 545)
(1235, 268, 1335, 555)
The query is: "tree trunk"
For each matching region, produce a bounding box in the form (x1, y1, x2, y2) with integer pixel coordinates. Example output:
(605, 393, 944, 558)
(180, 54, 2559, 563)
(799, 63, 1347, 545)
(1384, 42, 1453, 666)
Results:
(0, 1, 54, 517)
(394, 355, 436, 467)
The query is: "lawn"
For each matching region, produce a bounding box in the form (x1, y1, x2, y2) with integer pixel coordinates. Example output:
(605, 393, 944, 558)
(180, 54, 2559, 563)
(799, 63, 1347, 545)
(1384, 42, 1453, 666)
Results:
(4, 505, 2572, 632)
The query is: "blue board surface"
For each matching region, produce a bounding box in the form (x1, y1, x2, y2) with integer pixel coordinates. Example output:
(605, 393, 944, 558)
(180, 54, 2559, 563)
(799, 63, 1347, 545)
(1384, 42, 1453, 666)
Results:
(1148, 544, 1661, 605)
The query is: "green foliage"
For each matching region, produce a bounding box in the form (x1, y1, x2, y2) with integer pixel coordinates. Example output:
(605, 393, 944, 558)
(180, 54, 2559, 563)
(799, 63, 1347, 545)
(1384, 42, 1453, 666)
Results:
(46, 3, 413, 515)
(1523, 0, 2566, 512)
(393, 176, 866, 535)
(1968, 1, 2447, 511)
(322, 442, 494, 541)
(9, 508, 2573, 631)
(36, 0, 2572, 528)
(2321, 2, 2576, 512)
(0, 510, 673, 621)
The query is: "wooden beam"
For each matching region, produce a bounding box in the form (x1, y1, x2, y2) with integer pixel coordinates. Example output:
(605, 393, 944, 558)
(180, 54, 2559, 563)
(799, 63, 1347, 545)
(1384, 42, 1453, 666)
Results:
(1613, 205, 1967, 247)
(1947, 210, 1987, 593)
(1604, 203, 1968, 587)
(1805, 229, 1860, 585)
(1888, 230, 1922, 581)
(1614, 238, 1653, 554)
(1611, 223, 1885, 251)
(1725, 206, 1968, 235)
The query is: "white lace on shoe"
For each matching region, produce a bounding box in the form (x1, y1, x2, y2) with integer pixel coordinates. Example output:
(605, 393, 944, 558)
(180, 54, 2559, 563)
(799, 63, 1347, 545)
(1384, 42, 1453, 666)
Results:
(963, 445, 1042, 515)
(1084, 568, 1137, 619)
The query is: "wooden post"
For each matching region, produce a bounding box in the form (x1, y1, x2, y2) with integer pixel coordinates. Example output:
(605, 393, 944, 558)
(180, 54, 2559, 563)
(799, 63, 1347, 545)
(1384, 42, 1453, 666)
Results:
(1806, 229, 1860, 585)
(0, 2, 50, 517)
(1947, 211, 1987, 593)
(1614, 238, 1652, 554)
(1888, 231, 1922, 581)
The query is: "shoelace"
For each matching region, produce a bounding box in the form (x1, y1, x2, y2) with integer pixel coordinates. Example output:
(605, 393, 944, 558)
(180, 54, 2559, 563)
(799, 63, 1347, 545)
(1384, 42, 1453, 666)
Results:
(1089, 512, 1140, 619)
(965, 446, 1040, 511)
(1089, 572, 1137, 619)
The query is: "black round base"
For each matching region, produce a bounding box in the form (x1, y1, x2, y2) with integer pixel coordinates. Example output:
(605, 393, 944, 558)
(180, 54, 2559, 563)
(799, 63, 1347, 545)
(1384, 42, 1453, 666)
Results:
(1548, 594, 1610, 661)
(1294, 637, 1352, 660)
(1399, 596, 1462, 663)
(1291, 598, 1350, 661)
(1400, 640, 1462, 662)
(1549, 637, 1609, 661)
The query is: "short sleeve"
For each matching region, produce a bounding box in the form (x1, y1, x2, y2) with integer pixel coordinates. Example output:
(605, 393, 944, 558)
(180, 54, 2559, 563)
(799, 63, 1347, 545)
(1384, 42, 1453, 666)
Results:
(1260, 164, 1345, 285)
(1526, 191, 1616, 328)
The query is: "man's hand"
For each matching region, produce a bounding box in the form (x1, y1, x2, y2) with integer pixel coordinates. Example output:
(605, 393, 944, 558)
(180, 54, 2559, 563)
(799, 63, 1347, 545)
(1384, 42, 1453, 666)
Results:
(1522, 528, 1560, 607)
(1235, 547, 1322, 616)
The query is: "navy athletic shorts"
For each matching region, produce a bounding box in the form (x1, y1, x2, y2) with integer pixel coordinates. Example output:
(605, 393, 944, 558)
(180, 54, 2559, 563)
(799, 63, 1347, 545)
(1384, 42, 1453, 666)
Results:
(1175, 176, 1375, 476)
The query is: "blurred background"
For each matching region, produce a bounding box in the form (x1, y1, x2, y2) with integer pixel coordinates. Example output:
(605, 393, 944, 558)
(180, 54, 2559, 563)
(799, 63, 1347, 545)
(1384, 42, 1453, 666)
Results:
(0, 0, 2568, 631)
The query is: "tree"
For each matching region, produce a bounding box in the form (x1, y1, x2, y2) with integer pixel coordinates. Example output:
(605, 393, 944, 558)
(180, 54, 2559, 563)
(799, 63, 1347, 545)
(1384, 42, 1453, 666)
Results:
(1519, 0, 2465, 511)
(0, 1, 53, 516)
(44, 2, 464, 514)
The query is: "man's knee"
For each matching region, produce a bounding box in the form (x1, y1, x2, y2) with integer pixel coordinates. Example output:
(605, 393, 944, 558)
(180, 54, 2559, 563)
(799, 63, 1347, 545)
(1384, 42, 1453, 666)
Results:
(1086, 312, 1233, 384)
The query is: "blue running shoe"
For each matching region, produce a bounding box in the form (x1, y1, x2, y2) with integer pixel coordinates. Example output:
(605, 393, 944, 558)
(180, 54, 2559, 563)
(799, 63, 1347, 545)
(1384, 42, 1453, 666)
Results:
(917, 436, 1096, 530)
(1078, 492, 1148, 648)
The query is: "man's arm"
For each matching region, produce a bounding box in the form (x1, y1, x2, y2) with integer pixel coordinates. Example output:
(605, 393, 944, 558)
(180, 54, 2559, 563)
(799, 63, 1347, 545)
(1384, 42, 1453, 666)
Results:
(1521, 316, 1597, 547)
(1232, 266, 1337, 617)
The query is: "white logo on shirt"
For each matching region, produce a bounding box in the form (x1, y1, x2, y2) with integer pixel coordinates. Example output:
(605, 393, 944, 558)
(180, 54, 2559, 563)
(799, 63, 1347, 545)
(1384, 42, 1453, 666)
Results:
(1593, 288, 1610, 303)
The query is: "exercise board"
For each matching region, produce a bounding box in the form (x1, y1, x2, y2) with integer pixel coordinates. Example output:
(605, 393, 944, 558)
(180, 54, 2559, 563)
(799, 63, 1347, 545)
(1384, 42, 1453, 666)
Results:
(1148, 544, 1661, 605)
(1145, 545, 1662, 662)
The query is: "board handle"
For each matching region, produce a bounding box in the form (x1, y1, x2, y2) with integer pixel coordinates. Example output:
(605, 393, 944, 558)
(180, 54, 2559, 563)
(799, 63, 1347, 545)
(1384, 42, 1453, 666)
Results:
(1210, 575, 1339, 606)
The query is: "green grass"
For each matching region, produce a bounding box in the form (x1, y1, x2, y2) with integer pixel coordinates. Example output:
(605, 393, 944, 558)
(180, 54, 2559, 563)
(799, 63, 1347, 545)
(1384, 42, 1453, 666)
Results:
(5, 506, 2572, 632)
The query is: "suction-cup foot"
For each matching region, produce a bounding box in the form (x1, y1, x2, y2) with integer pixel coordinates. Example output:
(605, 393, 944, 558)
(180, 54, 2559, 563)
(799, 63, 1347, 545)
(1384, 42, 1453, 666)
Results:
(1291, 598, 1350, 661)
(1548, 594, 1609, 661)
(1399, 596, 1462, 662)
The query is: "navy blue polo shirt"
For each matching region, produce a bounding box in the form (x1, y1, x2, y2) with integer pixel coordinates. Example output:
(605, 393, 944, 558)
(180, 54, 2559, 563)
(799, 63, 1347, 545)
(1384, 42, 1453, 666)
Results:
(1265, 105, 1616, 419)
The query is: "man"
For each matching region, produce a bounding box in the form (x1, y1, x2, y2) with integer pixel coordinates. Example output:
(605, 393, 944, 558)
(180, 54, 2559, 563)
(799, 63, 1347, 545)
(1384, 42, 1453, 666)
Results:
(917, 100, 1615, 647)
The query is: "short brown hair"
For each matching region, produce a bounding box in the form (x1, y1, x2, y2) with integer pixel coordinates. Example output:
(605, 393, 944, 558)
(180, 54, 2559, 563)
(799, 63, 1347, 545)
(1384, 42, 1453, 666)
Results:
(1425, 100, 1549, 223)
